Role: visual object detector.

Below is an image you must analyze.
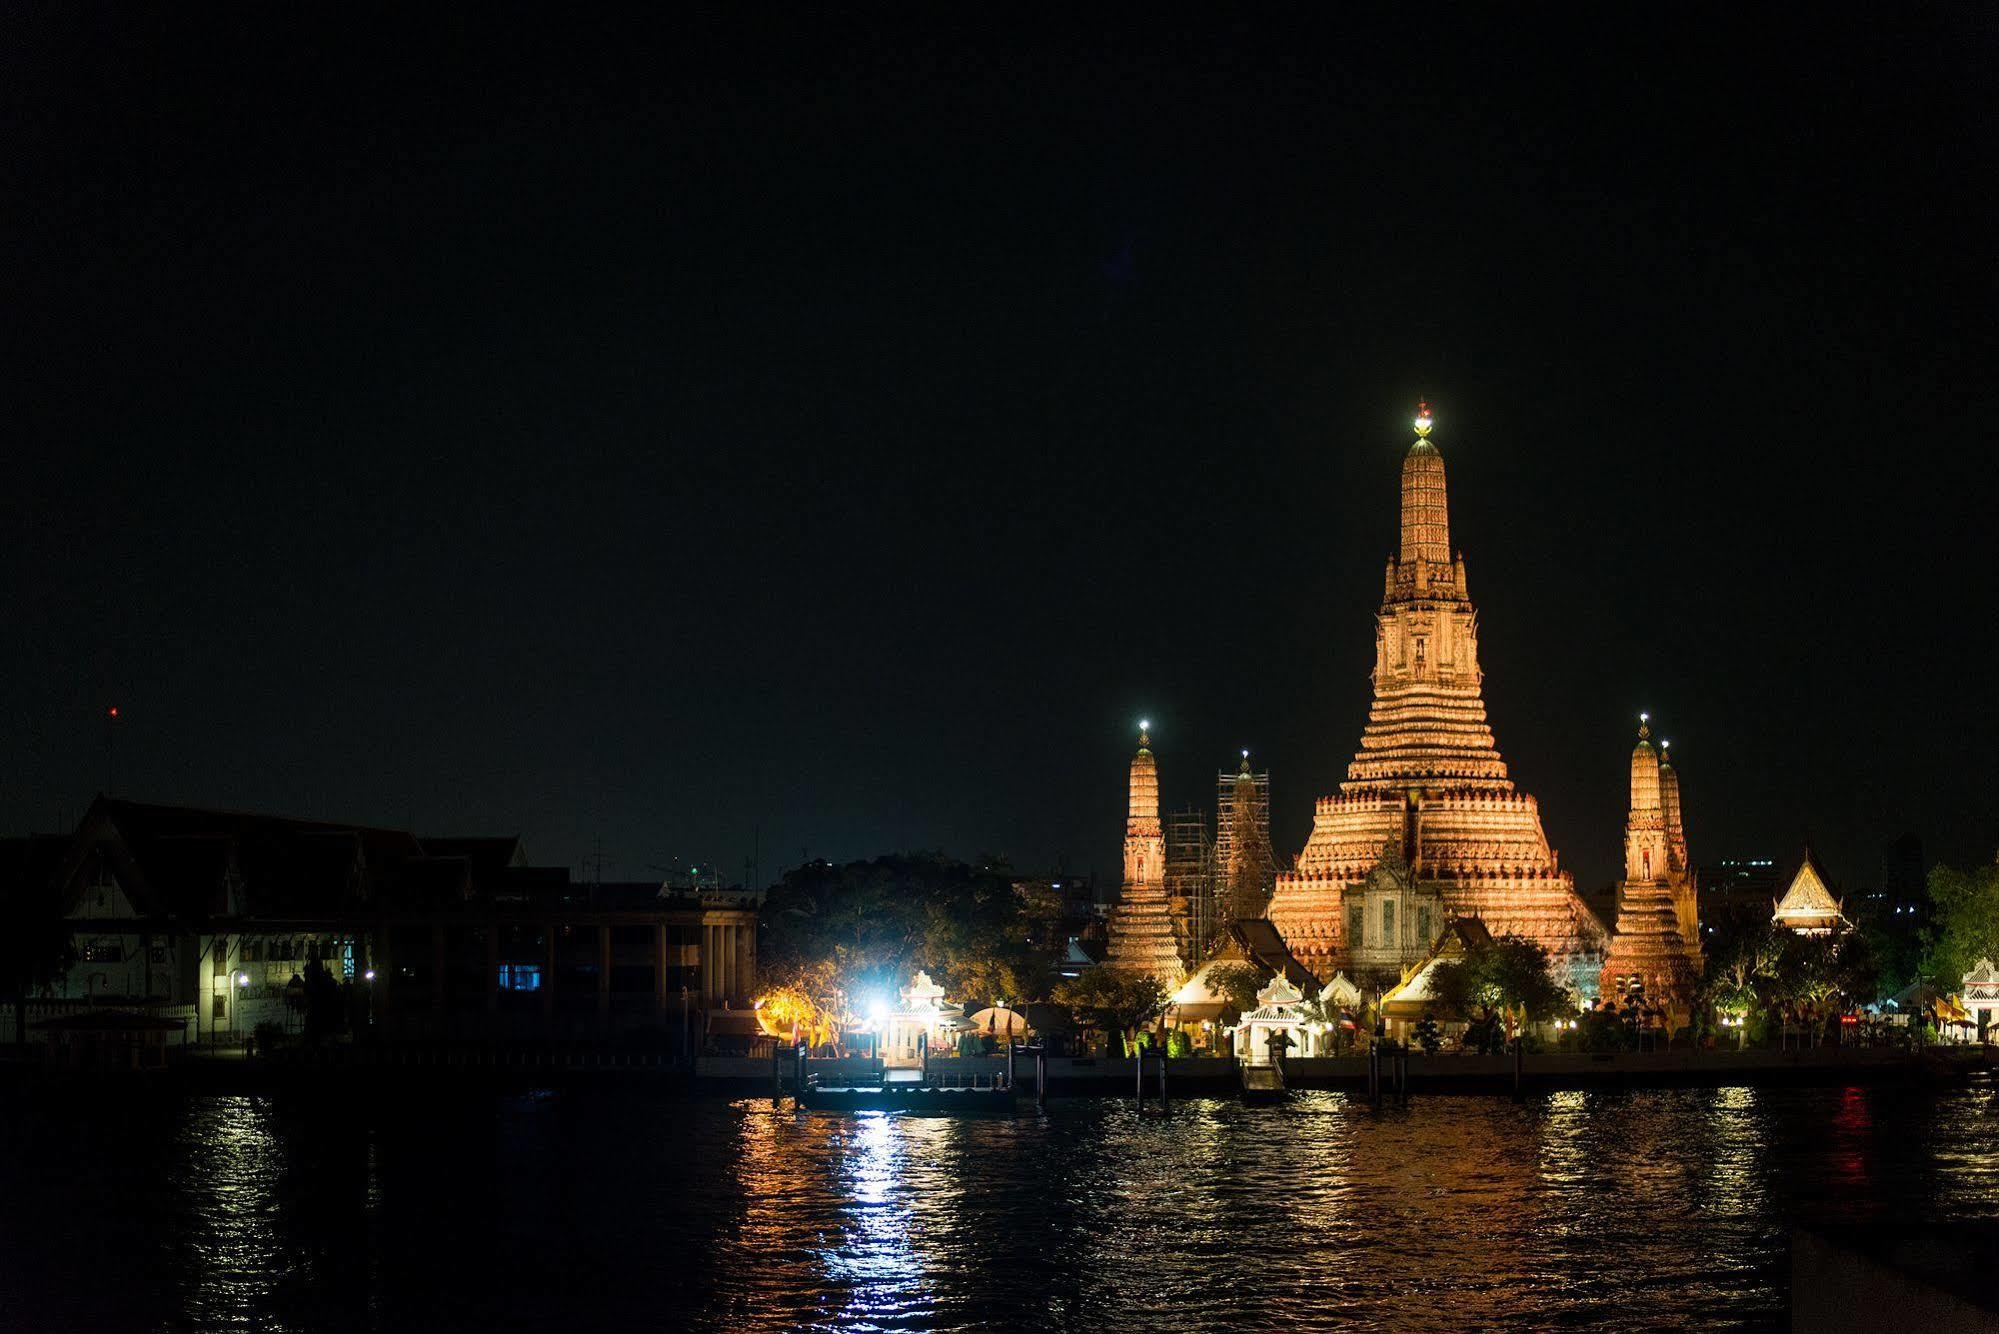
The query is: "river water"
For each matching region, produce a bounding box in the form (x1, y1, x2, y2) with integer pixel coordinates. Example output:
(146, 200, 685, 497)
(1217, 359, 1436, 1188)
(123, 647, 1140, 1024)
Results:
(1, 1082, 1994, 1331)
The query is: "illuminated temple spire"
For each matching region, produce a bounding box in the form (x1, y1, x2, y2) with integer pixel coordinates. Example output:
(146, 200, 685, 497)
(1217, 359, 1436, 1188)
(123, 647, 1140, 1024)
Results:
(1625, 714, 1666, 882)
(1400, 400, 1451, 566)
(1107, 721, 1183, 984)
(1601, 714, 1700, 1012)
(1348, 404, 1506, 791)
(1270, 400, 1607, 995)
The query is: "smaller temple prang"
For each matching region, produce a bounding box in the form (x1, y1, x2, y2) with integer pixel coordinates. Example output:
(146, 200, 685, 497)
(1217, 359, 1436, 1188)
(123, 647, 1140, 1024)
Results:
(1600, 715, 1702, 1015)
(1106, 721, 1184, 985)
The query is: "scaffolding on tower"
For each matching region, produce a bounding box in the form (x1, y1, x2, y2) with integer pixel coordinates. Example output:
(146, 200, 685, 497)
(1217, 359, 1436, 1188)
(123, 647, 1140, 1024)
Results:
(1216, 764, 1277, 932)
(1165, 807, 1218, 967)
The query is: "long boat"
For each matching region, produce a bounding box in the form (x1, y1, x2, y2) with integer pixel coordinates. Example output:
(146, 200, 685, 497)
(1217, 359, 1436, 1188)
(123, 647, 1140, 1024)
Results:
(798, 1078, 1016, 1115)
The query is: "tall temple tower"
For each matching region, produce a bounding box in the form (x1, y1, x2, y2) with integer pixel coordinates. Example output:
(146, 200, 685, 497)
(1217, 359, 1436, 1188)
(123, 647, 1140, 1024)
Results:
(1599, 716, 1700, 1012)
(1267, 403, 1607, 993)
(1659, 739, 1700, 954)
(1216, 752, 1276, 931)
(1106, 722, 1183, 984)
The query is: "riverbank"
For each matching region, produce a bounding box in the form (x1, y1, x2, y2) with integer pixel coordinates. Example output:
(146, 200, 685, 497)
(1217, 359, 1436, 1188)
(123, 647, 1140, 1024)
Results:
(2, 1042, 1986, 1096)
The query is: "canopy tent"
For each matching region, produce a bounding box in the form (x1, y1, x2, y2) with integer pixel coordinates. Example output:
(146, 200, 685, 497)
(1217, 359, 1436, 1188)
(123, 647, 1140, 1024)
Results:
(965, 1006, 1032, 1038)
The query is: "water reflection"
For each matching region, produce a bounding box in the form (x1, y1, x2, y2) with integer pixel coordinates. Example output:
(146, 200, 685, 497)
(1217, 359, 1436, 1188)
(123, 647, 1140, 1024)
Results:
(1, 1083, 1996, 1331)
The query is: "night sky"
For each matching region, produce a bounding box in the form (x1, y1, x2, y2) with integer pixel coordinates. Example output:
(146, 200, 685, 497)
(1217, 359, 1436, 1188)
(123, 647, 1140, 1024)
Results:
(8, 10, 1997, 894)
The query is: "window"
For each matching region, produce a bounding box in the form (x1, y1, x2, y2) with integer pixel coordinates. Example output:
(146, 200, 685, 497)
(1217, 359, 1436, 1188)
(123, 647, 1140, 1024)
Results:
(1416, 906, 1433, 947)
(1347, 903, 1365, 948)
(82, 942, 124, 964)
(1382, 899, 1397, 944)
(241, 940, 260, 963)
(212, 995, 227, 1019)
(498, 963, 543, 992)
(212, 936, 229, 976)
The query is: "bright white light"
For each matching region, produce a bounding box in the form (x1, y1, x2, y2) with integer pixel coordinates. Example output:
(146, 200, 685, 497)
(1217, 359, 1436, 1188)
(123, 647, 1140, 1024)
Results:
(865, 995, 892, 1025)
(1138, 719, 1149, 732)
(1640, 711, 1649, 723)
(1241, 748, 1250, 758)
(363, 969, 376, 981)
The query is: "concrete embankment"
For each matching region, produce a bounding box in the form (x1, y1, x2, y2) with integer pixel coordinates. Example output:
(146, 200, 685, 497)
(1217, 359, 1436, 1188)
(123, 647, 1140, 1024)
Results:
(2, 1045, 1984, 1096)
(702, 1046, 1990, 1097)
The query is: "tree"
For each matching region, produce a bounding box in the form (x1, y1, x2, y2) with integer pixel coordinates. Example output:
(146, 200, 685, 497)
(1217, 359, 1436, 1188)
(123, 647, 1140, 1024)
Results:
(757, 854, 1058, 1014)
(1428, 933, 1569, 1038)
(1922, 861, 1999, 992)
(1412, 1016, 1442, 1054)
(1697, 919, 1785, 1024)
(0, 857, 74, 1051)
(1205, 963, 1264, 1025)
(1776, 930, 1878, 1021)
(1052, 967, 1168, 1052)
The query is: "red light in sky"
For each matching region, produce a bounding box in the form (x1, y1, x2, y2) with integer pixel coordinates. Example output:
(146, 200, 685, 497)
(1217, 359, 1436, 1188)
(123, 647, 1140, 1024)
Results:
(107, 706, 119, 719)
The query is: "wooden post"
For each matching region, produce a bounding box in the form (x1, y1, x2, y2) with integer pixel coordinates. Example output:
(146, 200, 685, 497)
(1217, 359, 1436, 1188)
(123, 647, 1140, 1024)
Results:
(920, 1031, 929, 1086)
(771, 1043, 781, 1101)
(1512, 1036, 1524, 1101)
(1006, 1040, 1016, 1091)
(795, 1041, 807, 1099)
(1134, 1044, 1145, 1108)
(1036, 1050, 1046, 1104)
(1157, 1050, 1169, 1106)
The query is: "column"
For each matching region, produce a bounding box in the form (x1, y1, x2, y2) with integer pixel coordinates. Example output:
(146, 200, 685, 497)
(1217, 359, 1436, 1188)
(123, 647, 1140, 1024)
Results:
(374, 929, 395, 1020)
(597, 925, 611, 1018)
(431, 924, 447, 1013)
(711, 924, 727, 1008)
(485, 926, 501, 1014)
(654, 923, 668, 1015)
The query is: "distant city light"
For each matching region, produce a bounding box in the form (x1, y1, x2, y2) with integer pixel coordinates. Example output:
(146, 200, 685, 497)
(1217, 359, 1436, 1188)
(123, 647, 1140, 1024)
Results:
(363, 969, 376, 981)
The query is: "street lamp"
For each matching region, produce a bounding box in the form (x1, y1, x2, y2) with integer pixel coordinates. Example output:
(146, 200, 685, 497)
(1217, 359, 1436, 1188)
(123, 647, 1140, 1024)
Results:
(233, 971, 249, 1043)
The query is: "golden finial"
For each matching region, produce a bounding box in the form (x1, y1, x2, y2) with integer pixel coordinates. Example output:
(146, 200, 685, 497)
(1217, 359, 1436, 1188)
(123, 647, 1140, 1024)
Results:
(1638, 711, 1651, 741)
(1414, 399, 1433, 439)
(1138, 719, 1151, 749)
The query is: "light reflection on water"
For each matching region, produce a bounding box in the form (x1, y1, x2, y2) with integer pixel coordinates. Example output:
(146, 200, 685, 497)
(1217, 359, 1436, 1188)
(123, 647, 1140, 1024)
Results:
(0, 1083, 1993, 1331)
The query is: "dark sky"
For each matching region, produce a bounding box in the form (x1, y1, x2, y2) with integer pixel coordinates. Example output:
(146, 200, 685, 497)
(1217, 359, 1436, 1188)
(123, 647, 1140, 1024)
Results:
(7, 9, 1997, 893)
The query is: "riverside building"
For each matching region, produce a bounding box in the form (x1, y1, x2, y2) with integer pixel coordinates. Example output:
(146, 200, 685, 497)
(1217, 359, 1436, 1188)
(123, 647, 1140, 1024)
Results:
(0, 796, 758, 1048)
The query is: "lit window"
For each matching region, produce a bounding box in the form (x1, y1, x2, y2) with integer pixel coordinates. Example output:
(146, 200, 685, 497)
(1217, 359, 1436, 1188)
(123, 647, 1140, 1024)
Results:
(498, 964, 542, 992)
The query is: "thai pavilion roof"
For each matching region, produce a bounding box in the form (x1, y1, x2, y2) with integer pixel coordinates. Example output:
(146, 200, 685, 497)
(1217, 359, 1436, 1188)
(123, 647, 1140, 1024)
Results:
(1772, 851, 1845, 924)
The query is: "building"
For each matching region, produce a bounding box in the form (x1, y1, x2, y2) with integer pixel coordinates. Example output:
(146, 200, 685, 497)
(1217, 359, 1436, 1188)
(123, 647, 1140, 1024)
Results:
(1698, 857, 1781, 928)
(1598, 719, 1702, 1015)
(1215, 754, 1277, 935)
(1961, 959, 1999, 1036)
(1164, 807, 1218, 967)
(1379, 916, 1496, 1040)
(1105, 723, 1184, 984)
(1342, 840, 1445, 992)
(1266, 404, 1606, 996)
(0, 796, 757, 1048)
(1771, 849, 1849, 935)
